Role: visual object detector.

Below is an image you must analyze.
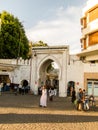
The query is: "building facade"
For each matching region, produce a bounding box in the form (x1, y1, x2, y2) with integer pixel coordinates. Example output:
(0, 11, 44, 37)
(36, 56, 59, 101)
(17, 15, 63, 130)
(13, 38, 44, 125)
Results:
(0, 47, 84, 97)
(78, 0, 98, 96)
(0, 59, 31, 90)
(81, 0, 98, 51)
(0, 0, 98, 97)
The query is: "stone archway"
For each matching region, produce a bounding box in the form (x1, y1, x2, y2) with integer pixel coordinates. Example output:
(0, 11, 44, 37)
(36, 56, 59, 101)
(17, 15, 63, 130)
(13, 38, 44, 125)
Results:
(38, 58, 59, 92)
(30, 45, 69, 97)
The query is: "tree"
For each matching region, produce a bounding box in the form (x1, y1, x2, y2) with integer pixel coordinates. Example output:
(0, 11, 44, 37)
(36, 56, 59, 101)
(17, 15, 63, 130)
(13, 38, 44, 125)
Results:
(32, 40, 48, 47)
(0, 11, 29, 59)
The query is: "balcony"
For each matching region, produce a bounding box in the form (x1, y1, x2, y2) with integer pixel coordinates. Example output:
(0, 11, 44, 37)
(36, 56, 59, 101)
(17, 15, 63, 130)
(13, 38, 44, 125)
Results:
(82, 19, 98, 35)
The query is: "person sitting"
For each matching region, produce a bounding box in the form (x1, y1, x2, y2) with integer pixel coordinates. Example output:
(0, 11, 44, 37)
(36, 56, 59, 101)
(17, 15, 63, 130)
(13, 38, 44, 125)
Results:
(89, 95, 95, 106)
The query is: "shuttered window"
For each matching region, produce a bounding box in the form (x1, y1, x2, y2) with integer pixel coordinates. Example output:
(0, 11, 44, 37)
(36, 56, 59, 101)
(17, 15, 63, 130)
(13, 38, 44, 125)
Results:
(89, 7, 98, 22)
(89, 32, 98, 46)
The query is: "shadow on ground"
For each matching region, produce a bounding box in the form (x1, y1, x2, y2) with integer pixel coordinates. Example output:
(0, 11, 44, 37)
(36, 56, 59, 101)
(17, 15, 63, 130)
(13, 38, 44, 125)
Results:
(0, 113, 98, 124)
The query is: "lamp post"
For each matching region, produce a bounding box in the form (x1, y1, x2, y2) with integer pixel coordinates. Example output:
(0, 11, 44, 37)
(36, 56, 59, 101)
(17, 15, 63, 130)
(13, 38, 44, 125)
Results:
(17, 29, 21, 58)
(17, 29, 21, 64)
(17, 26, 22, 64)
(0, 18, 1, 31)
(0, 19, 1, 30)
(0, 18, 2, 57)
(17, 21, 24, 60)
(17, 21, 25, 64)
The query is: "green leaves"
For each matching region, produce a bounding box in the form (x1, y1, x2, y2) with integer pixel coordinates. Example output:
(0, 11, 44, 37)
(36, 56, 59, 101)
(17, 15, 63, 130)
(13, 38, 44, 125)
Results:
(0, 11, 29, 59)
(32, 40, 48, 47)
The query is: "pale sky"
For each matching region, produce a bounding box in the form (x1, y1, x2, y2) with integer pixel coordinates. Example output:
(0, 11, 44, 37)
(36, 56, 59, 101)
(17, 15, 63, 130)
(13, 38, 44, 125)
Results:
(0, 0, 86, 54)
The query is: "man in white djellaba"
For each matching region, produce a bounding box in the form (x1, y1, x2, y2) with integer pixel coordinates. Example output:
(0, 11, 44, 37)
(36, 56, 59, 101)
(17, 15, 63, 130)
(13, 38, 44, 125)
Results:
(40, 85, 47, 108)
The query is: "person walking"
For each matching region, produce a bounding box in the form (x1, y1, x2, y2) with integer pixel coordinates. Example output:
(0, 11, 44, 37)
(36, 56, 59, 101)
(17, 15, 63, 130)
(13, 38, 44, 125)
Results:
(0, 83, 2, 95)
(39, 85, 47, 108)
(14, 85, 18, 95)
(49, 87, 55, 101)
(77, 88, 83, 110)
(83, 89, 89, 110)
(18, 83, 22, 94)
(71, 87, 76, 103)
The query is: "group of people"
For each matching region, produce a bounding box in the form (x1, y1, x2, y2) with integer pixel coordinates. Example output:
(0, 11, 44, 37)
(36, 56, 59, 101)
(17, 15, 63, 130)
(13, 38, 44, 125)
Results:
(13, 83, 30, 95)
(71, 87, 95, 111)
(0, 82, 10, 92)
(76, 88, 89, 111)
(0, 81, 31, 96)
(39, 85, 56, 108)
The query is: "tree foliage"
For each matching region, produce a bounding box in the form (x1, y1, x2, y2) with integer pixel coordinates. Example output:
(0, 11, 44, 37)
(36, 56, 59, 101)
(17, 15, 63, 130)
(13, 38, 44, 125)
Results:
(0, 11, 29, 59)
(47, 63, 54, 73)
(32, 40, 48, 47)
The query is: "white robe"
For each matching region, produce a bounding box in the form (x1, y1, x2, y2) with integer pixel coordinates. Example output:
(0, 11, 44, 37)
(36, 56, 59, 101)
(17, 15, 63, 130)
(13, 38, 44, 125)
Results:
(40, 89, 47, 107)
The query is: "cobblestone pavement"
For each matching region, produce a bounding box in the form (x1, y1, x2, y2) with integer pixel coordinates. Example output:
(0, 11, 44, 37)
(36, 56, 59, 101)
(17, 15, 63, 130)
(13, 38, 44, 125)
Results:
(0, 92, 98, 130)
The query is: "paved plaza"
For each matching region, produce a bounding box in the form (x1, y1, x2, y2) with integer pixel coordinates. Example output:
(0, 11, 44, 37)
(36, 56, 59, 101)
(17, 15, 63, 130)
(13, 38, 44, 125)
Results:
(0, 92, 98, 130)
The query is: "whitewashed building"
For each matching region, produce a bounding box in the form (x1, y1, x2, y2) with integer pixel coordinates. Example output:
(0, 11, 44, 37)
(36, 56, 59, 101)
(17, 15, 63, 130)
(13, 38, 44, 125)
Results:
(0, 0, 98, 97)
(0, 46, 84, 97)
(78, 0, 98, 97)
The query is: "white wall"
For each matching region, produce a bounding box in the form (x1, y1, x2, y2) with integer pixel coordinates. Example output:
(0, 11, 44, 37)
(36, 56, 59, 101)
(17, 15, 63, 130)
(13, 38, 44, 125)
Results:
(84, 63, 98, 72)
(13, 65, 30, 84)
(0, 59, 31, 85)
(67, 55, 84, 92)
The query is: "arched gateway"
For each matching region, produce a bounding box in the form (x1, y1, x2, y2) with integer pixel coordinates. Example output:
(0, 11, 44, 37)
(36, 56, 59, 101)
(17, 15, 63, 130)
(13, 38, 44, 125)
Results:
(30, 45, 69, 97)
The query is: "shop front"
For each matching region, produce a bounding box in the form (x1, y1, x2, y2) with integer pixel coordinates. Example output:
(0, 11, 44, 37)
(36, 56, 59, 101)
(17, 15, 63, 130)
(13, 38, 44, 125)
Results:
(87, 79, 98, 96)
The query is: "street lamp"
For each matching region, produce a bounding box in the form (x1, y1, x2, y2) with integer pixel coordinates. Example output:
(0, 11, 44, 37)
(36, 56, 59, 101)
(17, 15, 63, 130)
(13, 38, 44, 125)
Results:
(0, 19, 1, 30)
(17, 21, 24, 60)
(17, 26, 22, 63)
(17, 29, 21, 58)
(17, 21, 24, 64)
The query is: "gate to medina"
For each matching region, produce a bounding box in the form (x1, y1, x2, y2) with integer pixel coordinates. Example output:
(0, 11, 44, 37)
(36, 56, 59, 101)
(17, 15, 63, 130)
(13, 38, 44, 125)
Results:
(30, 45, 69, 97)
